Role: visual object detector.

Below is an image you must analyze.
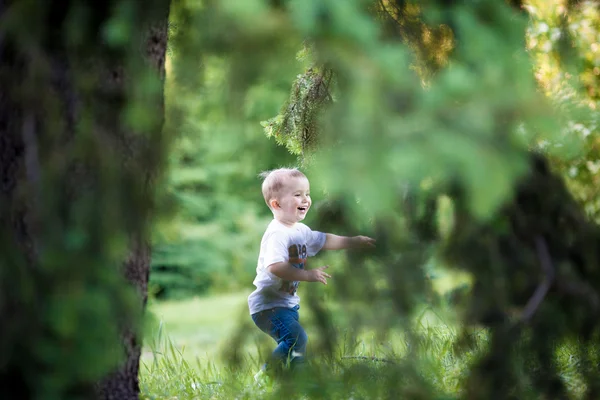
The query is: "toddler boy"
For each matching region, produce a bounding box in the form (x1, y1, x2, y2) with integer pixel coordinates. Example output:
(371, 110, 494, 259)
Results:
(248, 168, 375, 376)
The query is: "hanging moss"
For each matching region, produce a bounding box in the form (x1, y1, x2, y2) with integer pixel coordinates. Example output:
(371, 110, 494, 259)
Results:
(261, 66, 334, 160)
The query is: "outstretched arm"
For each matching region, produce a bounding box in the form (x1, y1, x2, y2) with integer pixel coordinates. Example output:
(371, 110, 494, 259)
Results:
(267, 262, 331, 285)
(323, 234, 376, 250)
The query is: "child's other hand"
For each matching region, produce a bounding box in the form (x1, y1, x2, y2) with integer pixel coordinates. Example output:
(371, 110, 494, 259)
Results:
(306, 265, 331, 285)
(352, 235, 376, 248)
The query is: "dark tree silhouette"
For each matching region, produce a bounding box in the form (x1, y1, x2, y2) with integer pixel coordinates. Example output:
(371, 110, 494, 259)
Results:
(0, 1, 170, 399)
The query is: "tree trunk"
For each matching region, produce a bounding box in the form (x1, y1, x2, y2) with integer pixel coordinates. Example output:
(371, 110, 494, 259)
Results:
(0, 2, 170, 399)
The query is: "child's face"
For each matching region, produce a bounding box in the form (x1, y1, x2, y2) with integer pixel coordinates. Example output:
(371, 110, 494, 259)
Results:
(272, 177, 311, 226)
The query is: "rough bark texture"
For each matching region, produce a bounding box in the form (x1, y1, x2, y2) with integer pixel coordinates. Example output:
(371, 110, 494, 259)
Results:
(0, 1, 170, 399)
(96, 240, 153, 399)
(94, 19, 170, 400)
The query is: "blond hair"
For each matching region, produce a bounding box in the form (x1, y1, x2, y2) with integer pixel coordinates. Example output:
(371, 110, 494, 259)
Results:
(259, 168, 307, 207)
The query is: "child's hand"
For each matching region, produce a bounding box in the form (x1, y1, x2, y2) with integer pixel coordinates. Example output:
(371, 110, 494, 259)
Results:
(306, 265, 331, 285)
(352, 235, 376, 248)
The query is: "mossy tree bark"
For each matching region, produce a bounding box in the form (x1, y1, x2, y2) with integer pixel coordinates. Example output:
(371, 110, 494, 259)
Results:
(0, 1, 170, 399)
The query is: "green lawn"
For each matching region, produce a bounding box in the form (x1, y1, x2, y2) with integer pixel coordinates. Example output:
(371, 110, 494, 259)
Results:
(139, 290, 469, 399)
(141, 268, 470, 369)
(141, 289, 457, 376)
(139, 290, 588, 399)
(143, 291, 254, 367)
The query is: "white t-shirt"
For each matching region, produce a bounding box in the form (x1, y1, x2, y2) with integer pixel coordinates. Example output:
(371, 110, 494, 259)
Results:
(248, 219, 326, 315)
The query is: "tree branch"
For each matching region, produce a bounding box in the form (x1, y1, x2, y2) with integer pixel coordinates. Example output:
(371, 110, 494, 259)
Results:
(21, 112, 41, 257)
(521, 236, 555, 321)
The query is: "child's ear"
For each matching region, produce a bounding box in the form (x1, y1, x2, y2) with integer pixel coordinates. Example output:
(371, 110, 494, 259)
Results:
(269, 198, 279, 209)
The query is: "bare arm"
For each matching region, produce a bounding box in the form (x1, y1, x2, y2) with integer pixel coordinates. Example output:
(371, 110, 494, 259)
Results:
(323, 233, 376, 250)
(267, 262, 331, 285)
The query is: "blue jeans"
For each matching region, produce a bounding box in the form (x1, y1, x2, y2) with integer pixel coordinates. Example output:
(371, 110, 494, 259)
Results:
(251, 305, 307, 370)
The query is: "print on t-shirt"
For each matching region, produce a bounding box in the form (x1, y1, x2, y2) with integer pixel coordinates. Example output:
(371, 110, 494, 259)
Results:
(279, 243, 307, 295)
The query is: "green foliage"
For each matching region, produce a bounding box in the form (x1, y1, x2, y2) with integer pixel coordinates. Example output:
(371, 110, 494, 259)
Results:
(154, 0, 600, 398)
(525, 0, 600, 221)
(249, 0, 553, 220)
(261, 60, 334, 159)
(149, 36, 298, 298)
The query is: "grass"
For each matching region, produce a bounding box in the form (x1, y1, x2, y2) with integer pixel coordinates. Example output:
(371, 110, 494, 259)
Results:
(139, 291, 482, 399)
(142, 292, 251, 368)
(140, 290, 594, 399)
